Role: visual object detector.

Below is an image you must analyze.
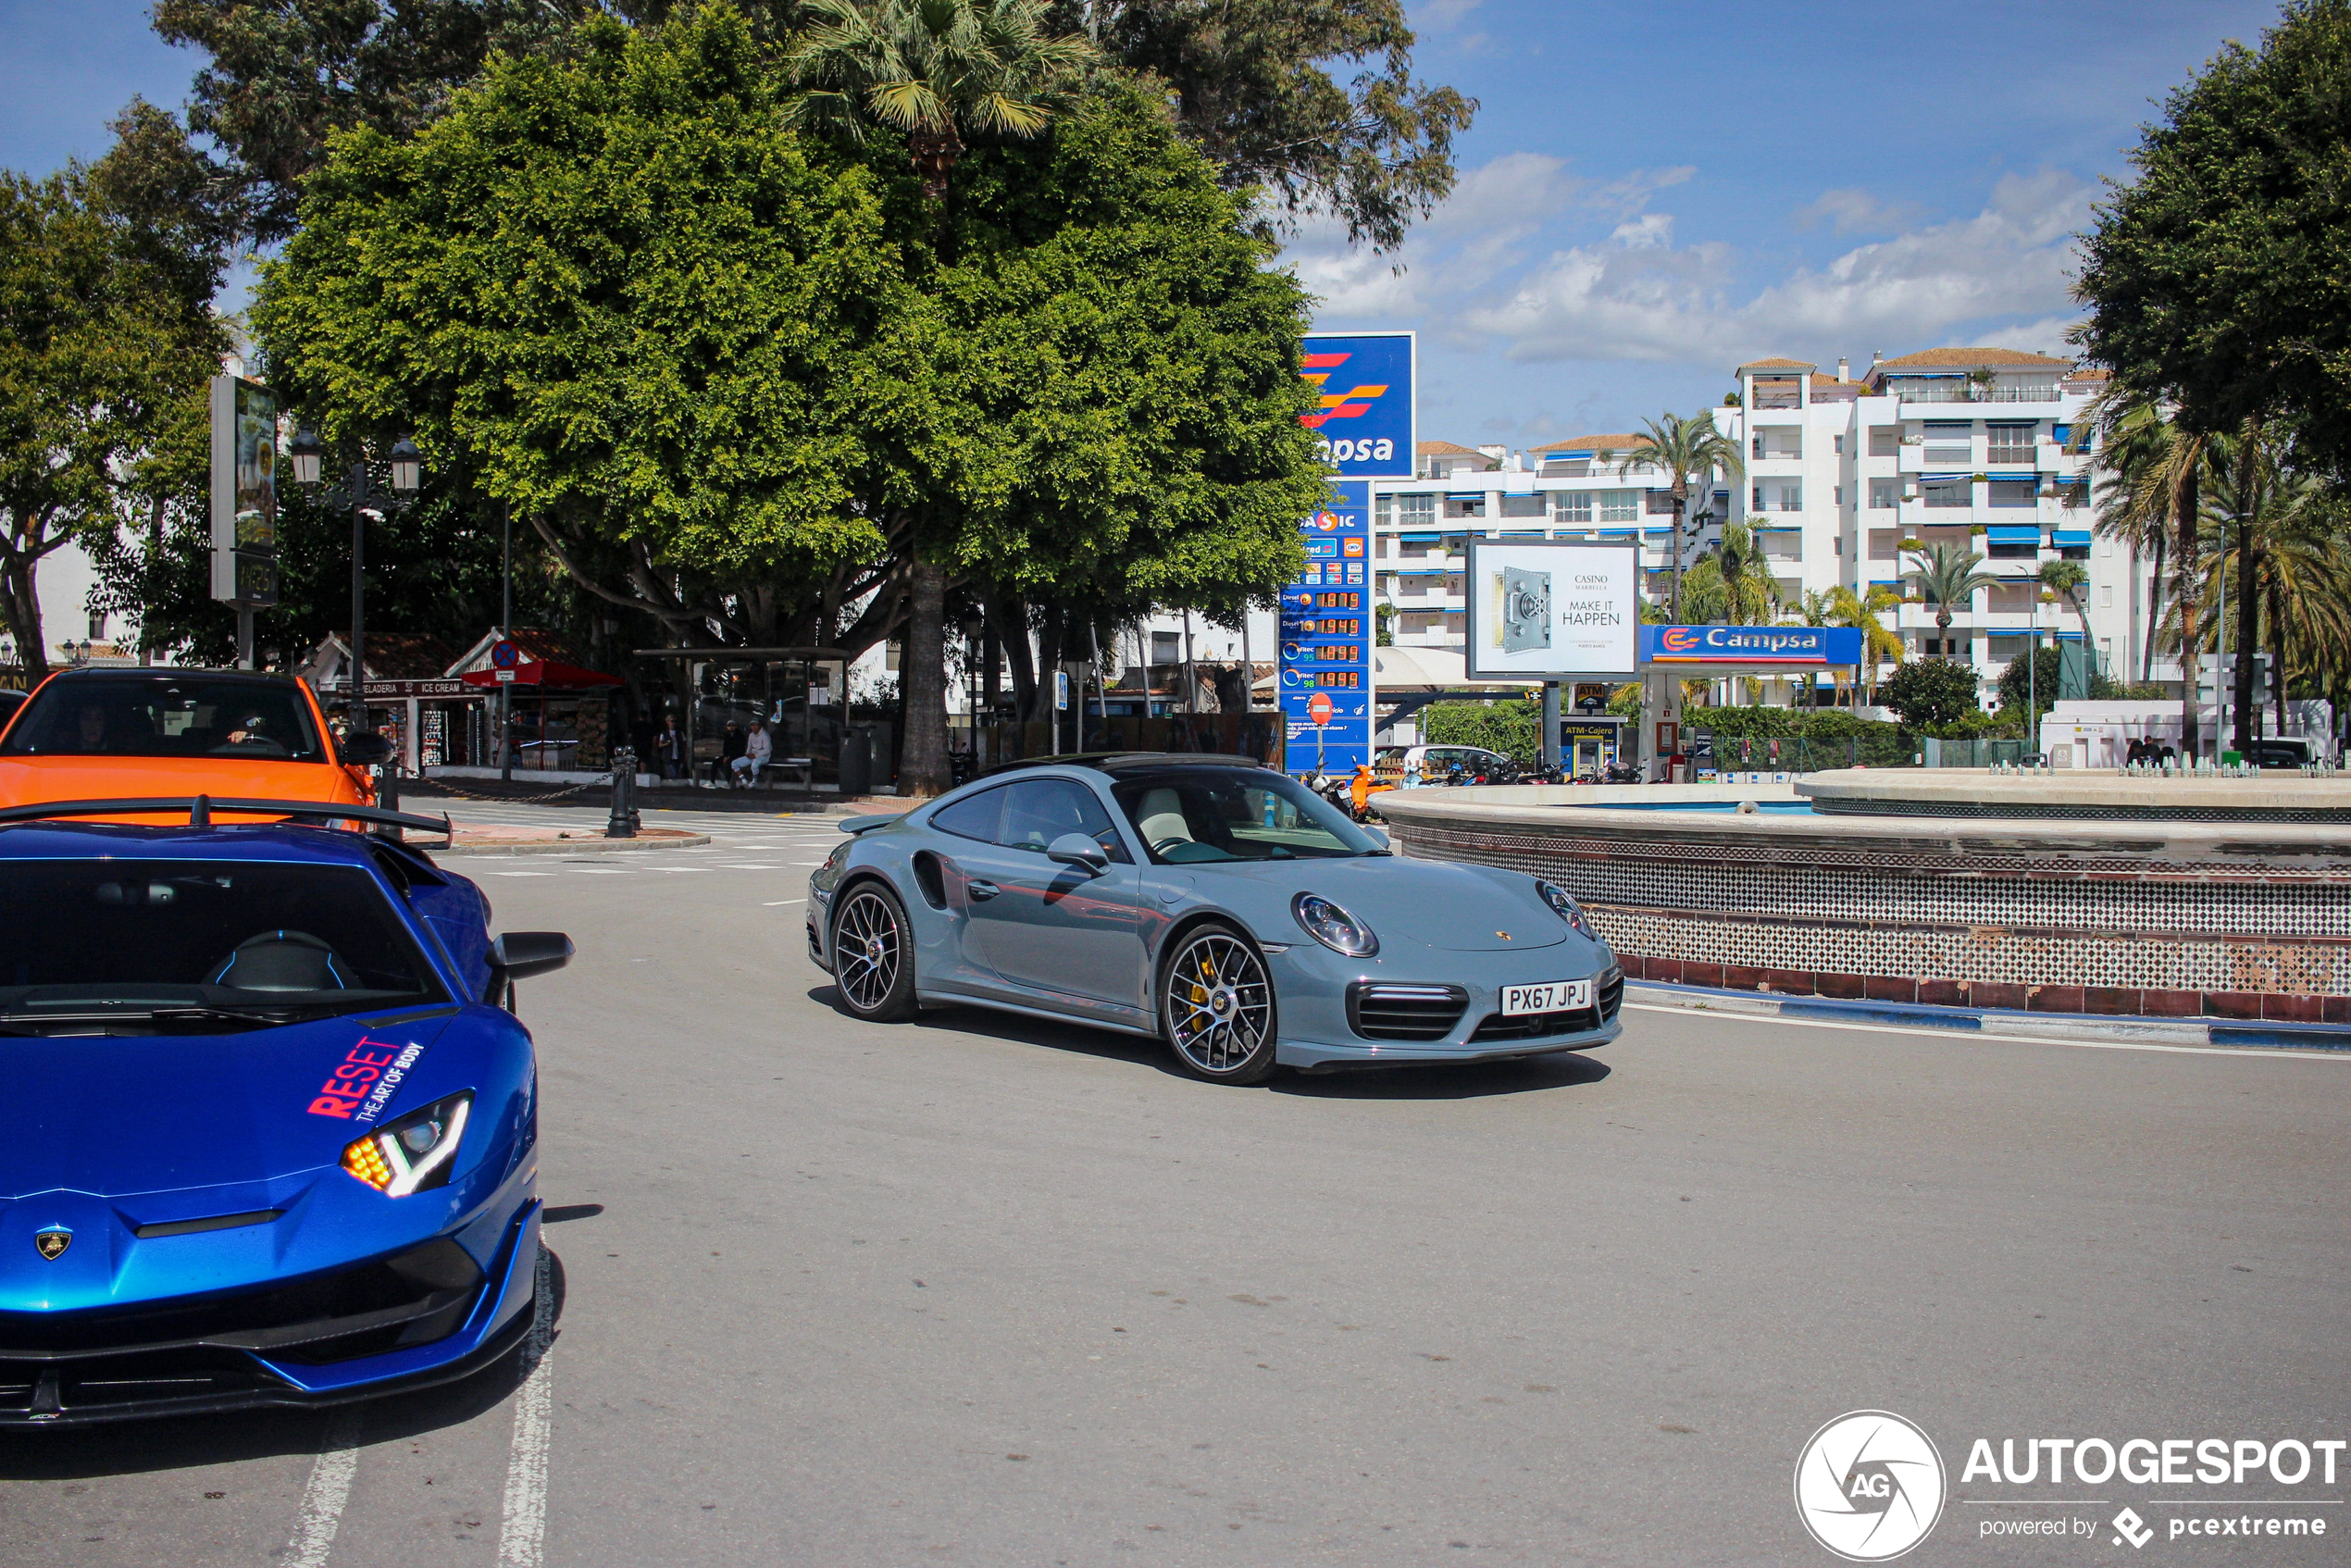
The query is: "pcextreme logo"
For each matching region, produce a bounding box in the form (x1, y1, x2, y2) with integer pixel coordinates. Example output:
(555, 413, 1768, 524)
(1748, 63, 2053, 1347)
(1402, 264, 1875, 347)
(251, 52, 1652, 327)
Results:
(1796, 1411, 1948, 1562)
(1298, 352, 1389, 430)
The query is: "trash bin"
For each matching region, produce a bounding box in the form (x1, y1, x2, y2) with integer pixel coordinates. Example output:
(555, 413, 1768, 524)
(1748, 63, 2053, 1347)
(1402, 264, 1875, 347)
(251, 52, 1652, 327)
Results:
(839, 727, 872, 797)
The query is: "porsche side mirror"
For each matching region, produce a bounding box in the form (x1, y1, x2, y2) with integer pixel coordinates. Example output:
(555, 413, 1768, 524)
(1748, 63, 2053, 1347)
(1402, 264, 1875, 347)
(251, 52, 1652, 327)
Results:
(340, 731, 394, 766)
(1362, 825, 1391, 850)
(488, 931, 574, 980)
(1045, 833, 1109, 874)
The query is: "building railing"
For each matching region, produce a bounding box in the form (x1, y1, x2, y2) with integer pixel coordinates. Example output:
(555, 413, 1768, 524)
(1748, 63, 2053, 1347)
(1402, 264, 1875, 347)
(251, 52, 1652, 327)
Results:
(1891, 382, 2062, 404)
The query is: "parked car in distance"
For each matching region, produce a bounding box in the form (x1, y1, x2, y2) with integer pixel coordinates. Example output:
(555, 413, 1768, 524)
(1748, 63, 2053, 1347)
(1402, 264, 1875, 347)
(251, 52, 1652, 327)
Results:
(0, 796, 570, 1425)
(808, 754, 1622, 1084)
(0, 668, 386, 821)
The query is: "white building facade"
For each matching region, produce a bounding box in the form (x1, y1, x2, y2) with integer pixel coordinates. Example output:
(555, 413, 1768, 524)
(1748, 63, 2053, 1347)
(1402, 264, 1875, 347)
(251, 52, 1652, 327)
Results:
(1362, 347, 2167, 706)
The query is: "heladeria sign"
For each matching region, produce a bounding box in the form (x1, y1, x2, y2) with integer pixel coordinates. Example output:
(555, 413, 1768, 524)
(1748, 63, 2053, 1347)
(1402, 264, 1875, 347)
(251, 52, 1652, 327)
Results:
(1464, 540, 1640, 680)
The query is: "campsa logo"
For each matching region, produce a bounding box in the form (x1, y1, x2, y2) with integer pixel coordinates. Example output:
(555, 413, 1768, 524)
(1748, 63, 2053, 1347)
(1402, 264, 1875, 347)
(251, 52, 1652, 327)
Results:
(1795, 1411, 1947, 1562)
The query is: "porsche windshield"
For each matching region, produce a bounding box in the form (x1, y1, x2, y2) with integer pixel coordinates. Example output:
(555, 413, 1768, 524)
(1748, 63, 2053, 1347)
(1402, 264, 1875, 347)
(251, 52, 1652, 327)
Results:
(0, 675, 326, 762)
(0, 860, 444, 1031)
(1112, 768, 1380, 864)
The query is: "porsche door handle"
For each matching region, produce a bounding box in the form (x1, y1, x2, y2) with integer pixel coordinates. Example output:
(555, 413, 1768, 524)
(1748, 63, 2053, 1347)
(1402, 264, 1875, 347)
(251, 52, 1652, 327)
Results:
(966, 879, 1001, 902)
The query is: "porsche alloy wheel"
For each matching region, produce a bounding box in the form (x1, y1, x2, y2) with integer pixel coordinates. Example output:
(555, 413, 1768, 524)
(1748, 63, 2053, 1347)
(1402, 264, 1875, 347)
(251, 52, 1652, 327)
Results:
(1160, 923, 1277, 1084)
(832, 885, 917, 1021)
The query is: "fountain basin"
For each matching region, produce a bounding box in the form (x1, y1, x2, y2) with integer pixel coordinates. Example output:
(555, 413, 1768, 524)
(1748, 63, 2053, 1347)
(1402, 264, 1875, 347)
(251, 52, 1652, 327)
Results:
(1370, 772, 2351, 1023)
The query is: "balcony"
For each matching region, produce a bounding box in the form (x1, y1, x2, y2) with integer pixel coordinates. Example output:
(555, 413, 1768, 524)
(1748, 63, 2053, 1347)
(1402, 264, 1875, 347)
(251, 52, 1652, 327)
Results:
(1888, 381, 2062, 405)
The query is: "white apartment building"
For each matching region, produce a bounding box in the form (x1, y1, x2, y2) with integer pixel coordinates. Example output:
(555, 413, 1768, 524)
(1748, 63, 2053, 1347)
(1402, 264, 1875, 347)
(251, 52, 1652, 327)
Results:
(1365, 346, 2164, 704)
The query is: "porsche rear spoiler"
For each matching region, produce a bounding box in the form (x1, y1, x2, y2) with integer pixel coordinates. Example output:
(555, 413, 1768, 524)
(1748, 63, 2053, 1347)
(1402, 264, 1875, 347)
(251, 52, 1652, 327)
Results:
(839, 813, 903, 835)
(0, 796, 454, 841)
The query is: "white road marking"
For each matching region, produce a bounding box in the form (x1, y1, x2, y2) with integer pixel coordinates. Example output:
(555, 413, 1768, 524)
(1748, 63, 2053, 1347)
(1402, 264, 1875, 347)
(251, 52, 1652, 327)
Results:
(282, 1407, 364, 1568)
(1623, 1002, 2350, 1062)
(498, 1247, 557, 1568)
(765, 899, 804, 906)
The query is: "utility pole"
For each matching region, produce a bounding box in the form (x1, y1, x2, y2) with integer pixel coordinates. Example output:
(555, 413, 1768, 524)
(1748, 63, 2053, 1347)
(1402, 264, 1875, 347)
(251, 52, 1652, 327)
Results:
(501, 502, 514, 783)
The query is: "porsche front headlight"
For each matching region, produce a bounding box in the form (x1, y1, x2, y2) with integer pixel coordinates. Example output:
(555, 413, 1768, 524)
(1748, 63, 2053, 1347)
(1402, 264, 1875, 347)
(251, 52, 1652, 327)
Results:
(1293, 893, 1378, 957)
(342, 1091, 472, 1196)
(1536, 879, 1597, 939)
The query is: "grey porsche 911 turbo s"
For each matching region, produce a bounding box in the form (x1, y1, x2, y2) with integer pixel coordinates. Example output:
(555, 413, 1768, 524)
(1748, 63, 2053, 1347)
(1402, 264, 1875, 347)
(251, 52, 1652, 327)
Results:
(807, 754, 1622, 1084)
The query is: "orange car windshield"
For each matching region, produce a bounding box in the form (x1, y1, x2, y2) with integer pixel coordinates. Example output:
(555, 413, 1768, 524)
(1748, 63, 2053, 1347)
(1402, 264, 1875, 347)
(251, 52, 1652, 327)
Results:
(1, 676, 326, 763)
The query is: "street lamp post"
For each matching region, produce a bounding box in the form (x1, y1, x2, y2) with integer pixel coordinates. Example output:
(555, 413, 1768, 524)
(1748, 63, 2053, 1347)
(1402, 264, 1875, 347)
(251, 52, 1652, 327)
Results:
(289, 428, 422, 748)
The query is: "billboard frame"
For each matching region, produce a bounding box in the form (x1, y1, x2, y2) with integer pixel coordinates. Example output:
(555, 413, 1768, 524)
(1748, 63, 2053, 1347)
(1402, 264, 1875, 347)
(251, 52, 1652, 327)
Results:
(1462, 537, 1642, 681)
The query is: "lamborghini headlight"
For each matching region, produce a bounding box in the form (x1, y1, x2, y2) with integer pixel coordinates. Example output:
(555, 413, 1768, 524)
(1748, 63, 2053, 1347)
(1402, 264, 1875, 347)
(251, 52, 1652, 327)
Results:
(1536, 879, 1597, 939)
(342, 1091, 472, 1196)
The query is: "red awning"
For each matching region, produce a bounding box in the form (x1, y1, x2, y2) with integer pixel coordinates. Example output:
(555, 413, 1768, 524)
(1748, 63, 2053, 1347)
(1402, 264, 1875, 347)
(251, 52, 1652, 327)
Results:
(459, 658, 623, 691)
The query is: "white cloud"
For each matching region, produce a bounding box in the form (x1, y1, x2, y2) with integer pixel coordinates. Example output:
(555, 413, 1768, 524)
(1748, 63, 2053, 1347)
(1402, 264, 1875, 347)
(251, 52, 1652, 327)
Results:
(1610, 213, 1673, 249)
(1465, 169, 2097, 369)
(1795, 187, 1922, 236)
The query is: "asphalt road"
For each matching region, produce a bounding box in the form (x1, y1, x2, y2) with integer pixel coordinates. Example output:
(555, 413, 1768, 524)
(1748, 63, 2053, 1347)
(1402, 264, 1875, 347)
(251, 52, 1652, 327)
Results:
(3, 803, 2345, 1566)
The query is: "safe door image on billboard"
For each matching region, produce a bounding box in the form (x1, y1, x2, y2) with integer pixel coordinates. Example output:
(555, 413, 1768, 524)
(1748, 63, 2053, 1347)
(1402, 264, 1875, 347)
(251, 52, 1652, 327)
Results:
(1499, 568, 1551, 653)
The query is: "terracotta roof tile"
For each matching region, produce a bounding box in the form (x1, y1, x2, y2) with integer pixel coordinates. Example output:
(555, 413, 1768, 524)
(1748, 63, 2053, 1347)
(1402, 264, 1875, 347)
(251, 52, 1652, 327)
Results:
(1416, 439, 1484, 456)
(1738, 356, 1817, 371)
(1532, 433, 1654, 454)
(1872, 346, 2072, 371)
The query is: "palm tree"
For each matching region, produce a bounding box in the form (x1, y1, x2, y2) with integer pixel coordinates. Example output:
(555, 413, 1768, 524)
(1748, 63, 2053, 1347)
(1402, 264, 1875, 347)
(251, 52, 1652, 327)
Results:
(2037, 557, 2091, 664)
(1679, 519, 1779, 628)
(786, 0, 1093, 794)
(1819, 583, 1904, 704)
(2082, 389, 2219, 751)
(1610, 410, 1743, 623)
(787, 0, 1095, 201)
(2082, 392, 2171, 683)
(1904, 541, 1998, 657)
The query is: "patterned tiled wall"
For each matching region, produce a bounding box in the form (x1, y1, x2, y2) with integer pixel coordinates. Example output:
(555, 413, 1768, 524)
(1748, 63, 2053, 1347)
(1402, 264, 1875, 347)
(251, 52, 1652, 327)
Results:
(1387, 815, 2351, 1021)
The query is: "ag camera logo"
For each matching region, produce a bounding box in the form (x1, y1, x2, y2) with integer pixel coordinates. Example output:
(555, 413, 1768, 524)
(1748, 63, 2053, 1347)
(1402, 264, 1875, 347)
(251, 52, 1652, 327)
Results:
(1795, 1411, 1947, 1562)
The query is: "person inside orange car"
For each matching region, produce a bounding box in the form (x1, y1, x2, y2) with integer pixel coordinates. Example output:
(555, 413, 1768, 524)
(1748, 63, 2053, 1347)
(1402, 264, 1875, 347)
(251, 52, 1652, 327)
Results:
(0, 668, 379, 817)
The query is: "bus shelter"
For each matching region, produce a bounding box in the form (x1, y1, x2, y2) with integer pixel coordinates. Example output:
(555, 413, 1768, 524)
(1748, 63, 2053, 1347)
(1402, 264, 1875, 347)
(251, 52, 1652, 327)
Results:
(1635, 625, 1864, 780)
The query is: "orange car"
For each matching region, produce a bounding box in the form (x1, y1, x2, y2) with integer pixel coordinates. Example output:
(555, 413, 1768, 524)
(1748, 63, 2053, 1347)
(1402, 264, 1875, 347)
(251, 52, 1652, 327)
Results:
(0, 667, 386, 820)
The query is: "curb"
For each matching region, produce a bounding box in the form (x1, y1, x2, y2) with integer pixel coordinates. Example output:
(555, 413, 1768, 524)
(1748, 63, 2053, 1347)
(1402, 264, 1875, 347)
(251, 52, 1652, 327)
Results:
(434, 831, 713, 856)
(401, 781, 894, 818)
(1624, 980, 2351, 1054)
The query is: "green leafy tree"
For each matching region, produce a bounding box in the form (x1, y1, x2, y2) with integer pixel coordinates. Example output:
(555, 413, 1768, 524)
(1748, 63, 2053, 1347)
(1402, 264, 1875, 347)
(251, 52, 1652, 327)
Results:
(151, 0, 600, 243)
(0, 106, 230, 678)
(255, 9, 926, 665)
(785, 0, 1095, 791)
(1996, 644, 2120, 722)
(911, 75, 1325, 727)
(2074, 0, 2351, 481)
(1881, 657, 1979, 728)
(1078, 0, 1476, 255)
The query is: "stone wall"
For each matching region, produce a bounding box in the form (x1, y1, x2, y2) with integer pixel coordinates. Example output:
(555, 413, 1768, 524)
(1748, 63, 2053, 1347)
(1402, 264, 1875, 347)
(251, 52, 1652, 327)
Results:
(1374, 783, 2351, 1023)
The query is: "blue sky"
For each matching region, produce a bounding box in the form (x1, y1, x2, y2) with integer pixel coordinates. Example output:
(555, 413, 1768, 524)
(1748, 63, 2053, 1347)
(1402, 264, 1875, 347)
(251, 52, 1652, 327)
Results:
(0, 0, 2293, 445)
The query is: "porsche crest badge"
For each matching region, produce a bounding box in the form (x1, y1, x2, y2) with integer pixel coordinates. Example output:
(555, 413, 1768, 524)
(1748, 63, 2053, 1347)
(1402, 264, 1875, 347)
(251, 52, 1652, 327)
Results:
(33, 1228, 70, 1261)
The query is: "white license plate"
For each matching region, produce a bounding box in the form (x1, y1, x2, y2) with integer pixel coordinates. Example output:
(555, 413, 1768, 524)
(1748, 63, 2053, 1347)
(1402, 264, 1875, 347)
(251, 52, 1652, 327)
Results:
(1500, 978, 1592, 1016)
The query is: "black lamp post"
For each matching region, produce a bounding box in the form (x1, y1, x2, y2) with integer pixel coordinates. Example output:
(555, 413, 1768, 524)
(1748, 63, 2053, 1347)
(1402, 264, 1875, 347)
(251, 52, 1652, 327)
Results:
(289, 429, 423, 737)
(960, 612, 986, 775)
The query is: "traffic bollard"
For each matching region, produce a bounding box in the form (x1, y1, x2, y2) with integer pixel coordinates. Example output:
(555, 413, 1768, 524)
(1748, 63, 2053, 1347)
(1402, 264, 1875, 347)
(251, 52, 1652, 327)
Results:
(607, 747, 640, 839)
